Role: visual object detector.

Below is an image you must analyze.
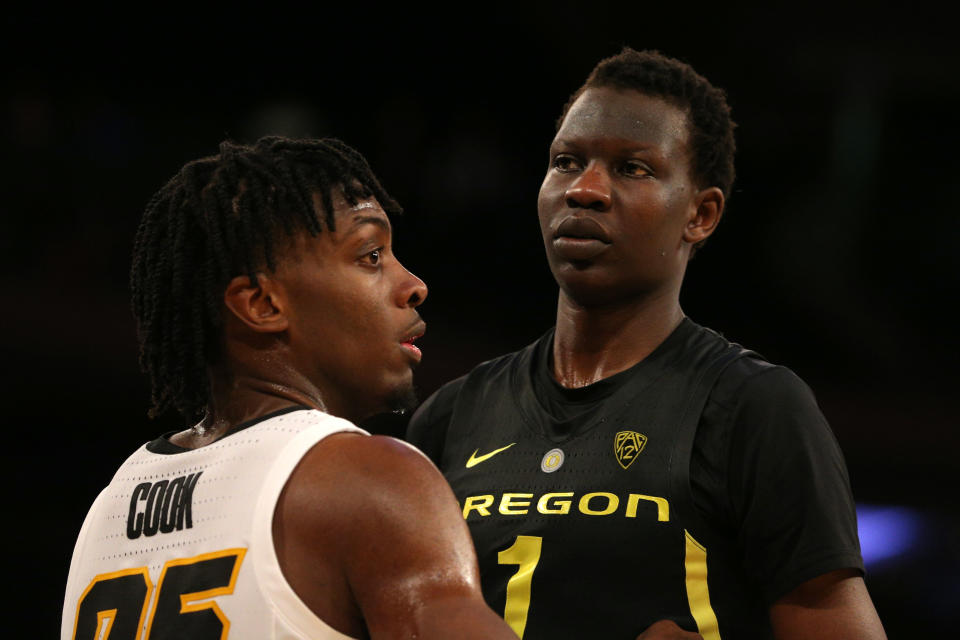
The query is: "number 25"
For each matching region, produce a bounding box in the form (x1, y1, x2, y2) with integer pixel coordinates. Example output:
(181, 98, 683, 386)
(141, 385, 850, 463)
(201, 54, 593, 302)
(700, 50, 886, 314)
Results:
(70, 548, 245, 640)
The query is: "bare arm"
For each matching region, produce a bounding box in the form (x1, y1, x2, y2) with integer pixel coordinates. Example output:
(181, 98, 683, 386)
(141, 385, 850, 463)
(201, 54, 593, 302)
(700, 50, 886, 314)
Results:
(634, 620, 703, 639)
(769, 569, 886, 640)
(273, 432, 516, 640)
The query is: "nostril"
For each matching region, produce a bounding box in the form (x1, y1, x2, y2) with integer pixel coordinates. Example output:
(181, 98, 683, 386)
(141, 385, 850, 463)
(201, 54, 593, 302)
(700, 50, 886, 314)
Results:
(407, 283, 427, 307)
(566, 194, 609, 211)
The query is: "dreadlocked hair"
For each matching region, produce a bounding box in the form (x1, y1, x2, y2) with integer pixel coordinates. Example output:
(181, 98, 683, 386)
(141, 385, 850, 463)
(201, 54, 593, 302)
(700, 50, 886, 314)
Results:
(558, 48, 737, 200)
(130, 136, 402, 421)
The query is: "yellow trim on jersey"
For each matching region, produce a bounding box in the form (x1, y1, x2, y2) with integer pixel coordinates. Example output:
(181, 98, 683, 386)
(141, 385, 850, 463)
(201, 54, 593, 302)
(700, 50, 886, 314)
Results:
(95, 608, 117, 640)
(684, 530, 721, 640)
(144, 547, 247, 640)
(466, 443, 516, 468)
(71, 566, 153, 640)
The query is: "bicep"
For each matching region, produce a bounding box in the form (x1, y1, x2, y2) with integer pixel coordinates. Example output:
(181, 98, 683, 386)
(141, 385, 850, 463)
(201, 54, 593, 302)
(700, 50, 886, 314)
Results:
(769, 570, 887, 640)
(328, 436, 513, 640)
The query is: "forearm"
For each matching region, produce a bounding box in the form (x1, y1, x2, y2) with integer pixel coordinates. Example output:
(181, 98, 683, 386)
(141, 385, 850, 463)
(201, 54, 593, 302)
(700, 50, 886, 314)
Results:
(769, 571, 886, 640)
(396, 594, 518, 640)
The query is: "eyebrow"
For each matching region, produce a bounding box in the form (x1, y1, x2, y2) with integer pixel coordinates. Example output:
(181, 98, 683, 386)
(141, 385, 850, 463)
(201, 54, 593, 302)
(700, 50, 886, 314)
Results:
(551, 136, 656, 151)
(345, 214, 392, 235)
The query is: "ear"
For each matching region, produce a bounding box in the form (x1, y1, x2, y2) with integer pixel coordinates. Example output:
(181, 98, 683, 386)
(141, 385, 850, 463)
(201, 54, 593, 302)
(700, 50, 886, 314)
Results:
(223, 274, 289, 333)
(683, 186, 725, 245)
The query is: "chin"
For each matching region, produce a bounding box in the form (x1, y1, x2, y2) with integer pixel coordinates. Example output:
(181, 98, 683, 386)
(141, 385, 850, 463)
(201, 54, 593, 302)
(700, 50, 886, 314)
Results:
(386, 380, 420, 415)
(361, 377, 419, 420)
(553, 270, 622, 307)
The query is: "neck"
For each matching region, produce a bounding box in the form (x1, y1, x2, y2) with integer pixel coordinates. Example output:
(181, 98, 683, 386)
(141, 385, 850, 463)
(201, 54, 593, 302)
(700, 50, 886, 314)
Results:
(208, 374, 325, 426)
(552, 288, 684, 388)
(170, 355, 336, 449)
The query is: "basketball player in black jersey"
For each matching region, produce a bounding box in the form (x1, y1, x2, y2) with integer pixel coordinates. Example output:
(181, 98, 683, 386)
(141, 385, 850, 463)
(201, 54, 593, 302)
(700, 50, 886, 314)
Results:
(406, 50, 887, 639)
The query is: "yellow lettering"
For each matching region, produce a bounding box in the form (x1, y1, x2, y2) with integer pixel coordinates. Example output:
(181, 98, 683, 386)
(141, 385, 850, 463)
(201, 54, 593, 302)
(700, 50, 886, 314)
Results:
(536, 492, 574, 515)
(578, 492, 619, 516)
(625, 494, 670, 521)
(499, 493, 534, 515)
(462, 495, 494, 519)
(465, 491, 671, 521)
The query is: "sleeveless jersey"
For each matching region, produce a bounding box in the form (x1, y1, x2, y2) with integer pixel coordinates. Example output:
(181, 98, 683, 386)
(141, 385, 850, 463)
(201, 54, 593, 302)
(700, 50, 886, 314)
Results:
(61, 407, 363, 640)
(429, 323, 772, 639)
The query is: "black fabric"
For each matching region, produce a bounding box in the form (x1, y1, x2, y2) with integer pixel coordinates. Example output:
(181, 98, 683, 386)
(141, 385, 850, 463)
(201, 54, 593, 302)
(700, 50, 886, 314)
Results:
(530, 329, 622, 437)
(406, 318, 863, 639)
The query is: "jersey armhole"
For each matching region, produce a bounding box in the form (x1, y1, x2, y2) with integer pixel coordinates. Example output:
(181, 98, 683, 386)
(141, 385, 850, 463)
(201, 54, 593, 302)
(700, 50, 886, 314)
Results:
(249, 416, 365, 640)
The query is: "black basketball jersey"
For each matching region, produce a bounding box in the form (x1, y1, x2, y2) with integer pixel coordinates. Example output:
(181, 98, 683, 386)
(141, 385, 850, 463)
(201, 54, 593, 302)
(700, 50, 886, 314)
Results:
(408, 319, 864, 639)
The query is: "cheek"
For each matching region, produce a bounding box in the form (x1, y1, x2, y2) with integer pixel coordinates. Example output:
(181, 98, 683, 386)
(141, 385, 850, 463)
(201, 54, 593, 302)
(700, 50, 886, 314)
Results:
(537, 178, 560, 236)
(296, 277, 383, 338)
(337, 288, 388, 336)
(629, 190, 689, 232)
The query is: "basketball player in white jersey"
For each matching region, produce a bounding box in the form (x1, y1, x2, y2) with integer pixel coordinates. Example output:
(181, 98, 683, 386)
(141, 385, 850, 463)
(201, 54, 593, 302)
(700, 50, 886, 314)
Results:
(61, 137, 518, 640)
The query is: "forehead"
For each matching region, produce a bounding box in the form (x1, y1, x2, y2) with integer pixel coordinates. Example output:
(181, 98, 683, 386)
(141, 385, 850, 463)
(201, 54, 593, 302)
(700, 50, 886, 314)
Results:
(555, 87, 690, 151)
(275, 191, 389, 262)
(320, 189, 387, 223)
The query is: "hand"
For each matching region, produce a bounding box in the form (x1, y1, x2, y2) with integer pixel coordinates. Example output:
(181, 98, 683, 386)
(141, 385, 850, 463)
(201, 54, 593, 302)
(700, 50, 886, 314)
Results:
(635, 619, 704, 639)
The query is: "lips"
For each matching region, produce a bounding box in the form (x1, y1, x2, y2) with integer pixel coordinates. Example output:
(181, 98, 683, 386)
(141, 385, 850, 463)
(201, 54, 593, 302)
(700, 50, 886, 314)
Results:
(400, 320, 426, 362)
(554, 216, 611, 243)
(552, 216, 611, 261)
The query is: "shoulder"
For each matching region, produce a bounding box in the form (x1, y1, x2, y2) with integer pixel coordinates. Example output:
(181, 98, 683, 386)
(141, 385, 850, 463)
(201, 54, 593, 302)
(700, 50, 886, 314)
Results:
(698, 340, 843, 467)
(276, 431, 466, 568)
(405, 375, 466, 459)
(461, 338, 542, 388)
(273, 433, 493, 636)
(284, 430, 474, 550)
(415, 344, 532, 420)
(681, 321, 819, 420)
(716, 360, 830, 449)
(412, 375, 469, 425)
(290, 432, 447, 504)
(696, 335, 836, 470)
(714, 355, 814, 409)
(406, 335, 546, 453)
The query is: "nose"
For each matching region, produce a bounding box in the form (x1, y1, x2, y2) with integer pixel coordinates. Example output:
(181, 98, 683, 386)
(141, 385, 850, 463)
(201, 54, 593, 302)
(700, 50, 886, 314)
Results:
(565, 164, 611, 211)
(396, 263, 428, 308)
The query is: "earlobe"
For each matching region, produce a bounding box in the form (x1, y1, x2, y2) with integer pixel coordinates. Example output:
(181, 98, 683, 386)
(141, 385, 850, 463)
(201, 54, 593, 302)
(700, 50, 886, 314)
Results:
(223, 274, 289, 333)
(683, 187, 725, 244)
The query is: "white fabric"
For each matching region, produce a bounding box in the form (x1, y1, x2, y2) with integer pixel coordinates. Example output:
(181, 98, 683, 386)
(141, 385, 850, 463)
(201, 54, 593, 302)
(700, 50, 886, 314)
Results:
(61, 409, 364, 639)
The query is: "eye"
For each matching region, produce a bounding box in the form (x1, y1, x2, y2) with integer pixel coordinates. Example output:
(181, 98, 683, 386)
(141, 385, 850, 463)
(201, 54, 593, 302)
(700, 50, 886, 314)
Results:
(364, 248, 382, 266)
(552, 154, 582, 173)
(621, 160, 652, 178)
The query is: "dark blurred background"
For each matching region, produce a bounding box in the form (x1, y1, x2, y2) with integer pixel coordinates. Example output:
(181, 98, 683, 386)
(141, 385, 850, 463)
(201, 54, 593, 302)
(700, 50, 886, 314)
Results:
(3, 4, 957, 637)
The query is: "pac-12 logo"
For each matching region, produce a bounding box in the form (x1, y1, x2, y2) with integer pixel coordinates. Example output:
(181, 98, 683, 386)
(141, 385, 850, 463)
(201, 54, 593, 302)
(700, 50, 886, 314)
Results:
(614, 431, 647, 469)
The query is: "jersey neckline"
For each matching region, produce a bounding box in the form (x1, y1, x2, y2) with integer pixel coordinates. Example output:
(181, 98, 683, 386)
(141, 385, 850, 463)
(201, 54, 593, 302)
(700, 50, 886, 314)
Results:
(146, 405, 313, 454)
(515, 318, 699, 442)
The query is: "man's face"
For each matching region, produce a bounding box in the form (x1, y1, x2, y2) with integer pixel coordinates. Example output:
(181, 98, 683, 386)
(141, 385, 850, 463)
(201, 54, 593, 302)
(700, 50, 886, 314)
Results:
(272, 191, 427, 421)
(538, 87, 702, 307)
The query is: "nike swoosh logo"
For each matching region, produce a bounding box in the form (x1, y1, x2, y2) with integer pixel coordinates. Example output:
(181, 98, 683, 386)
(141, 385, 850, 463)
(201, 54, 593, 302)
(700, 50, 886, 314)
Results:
(465, 443, 516, 468)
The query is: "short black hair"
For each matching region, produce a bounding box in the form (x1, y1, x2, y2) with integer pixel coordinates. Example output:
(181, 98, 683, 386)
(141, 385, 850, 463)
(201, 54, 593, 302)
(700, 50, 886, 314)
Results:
(130, 136, 401, 421)
(558, 48, 736, 199)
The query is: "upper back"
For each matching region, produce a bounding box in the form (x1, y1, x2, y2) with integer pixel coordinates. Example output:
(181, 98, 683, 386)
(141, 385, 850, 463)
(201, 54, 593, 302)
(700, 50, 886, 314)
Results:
(61, 407, 364, 640)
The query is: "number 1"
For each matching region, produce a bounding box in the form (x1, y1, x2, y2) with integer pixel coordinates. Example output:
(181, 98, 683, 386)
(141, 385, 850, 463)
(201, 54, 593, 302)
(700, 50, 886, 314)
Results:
(497, 535, 542, 638)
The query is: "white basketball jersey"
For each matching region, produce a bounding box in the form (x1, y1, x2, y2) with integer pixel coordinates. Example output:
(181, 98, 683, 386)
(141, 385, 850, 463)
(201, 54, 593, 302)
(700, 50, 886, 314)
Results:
(62, 407, 364, 640)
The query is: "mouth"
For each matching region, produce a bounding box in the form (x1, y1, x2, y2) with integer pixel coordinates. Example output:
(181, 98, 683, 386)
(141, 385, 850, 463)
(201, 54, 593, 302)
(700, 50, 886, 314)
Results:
(554, 216, 611, 243)
(552, 216, 611, 261)
(400, 320, 426, 362)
